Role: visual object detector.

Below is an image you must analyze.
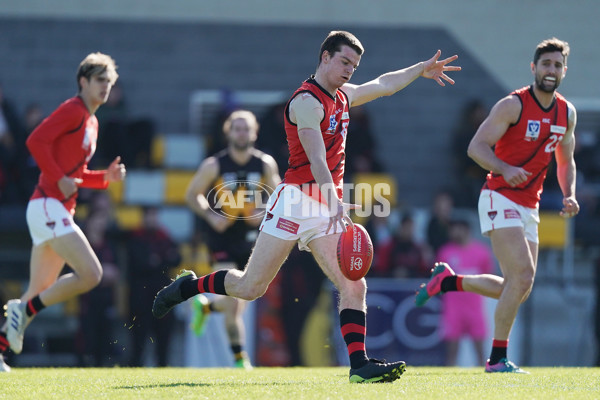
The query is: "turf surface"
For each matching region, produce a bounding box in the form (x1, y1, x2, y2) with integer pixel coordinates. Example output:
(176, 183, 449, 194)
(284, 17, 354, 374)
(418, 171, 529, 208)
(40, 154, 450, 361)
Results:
(1, 366, 599, 399)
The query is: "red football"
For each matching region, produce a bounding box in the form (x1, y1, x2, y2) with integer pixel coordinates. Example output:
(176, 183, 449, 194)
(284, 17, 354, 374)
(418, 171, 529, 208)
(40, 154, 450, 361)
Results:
(337, 223, 373, 281)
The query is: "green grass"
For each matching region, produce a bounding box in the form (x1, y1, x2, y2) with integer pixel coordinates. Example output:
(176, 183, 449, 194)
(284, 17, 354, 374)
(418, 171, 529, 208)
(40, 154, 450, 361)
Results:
(1, 366, 599, 400)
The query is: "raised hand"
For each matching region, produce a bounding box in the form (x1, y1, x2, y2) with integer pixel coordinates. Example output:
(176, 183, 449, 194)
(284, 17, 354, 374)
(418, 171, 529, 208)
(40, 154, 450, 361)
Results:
(421, 50, 461, 86)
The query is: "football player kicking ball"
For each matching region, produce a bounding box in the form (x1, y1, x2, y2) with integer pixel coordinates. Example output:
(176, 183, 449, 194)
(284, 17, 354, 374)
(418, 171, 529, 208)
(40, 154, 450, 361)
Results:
(154, 30, 460, 382)
(416, 38, 578, 374)
(1, 53, 125, 370)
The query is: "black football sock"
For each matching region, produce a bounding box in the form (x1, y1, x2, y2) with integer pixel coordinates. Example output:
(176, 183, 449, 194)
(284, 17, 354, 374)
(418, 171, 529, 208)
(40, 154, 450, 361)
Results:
(180, 270, 228, 299)
(441, 275, 464, 293)
(489, 339, 508, 364)
(26, 295, 46, 317)
(340, 308, 369, 369)
(231, 344, 245, 361)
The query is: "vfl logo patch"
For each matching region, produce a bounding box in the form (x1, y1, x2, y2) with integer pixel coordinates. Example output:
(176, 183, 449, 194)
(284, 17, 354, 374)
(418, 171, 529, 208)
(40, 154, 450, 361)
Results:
(62, 218, 71, 227)
(525, 120, 540, 142)
(504, 209, 520, 219)
(326, 115, 338, 134)
(46, 221, 56, 230)
(276, 218, 299, 234)
(487, 211, 497, 221)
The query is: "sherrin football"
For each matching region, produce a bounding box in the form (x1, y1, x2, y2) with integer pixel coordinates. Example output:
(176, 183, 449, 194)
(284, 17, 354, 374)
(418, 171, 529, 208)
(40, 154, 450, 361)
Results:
(337, 223, 373, 281)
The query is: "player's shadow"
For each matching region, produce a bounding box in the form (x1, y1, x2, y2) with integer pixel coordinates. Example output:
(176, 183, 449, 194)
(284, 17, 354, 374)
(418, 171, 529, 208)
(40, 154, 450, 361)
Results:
(114, 381, 298, 390)
(115, 383, 209, 389)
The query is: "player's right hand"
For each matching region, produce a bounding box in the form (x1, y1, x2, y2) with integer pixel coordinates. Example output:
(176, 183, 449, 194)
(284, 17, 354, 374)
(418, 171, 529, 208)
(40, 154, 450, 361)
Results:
(326, 200, 357, 234)
(58, 176, 83, 198)
(502, 166, 532, 187)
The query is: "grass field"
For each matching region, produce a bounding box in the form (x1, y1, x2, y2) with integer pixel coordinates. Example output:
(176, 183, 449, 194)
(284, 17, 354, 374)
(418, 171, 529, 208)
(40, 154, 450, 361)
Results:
(1, 366, 599, 400)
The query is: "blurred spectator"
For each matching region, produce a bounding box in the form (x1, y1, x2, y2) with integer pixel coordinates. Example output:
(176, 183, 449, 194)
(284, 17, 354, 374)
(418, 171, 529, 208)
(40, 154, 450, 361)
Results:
(427, 190, 455, 255)
(256, 101, 288, 173)
(0, 83, 25, 203)
(279, 248, 325, 366)
(14, 103, 44, 202)
(364, 212, 394, 272)
(76, 211, 122, 367)
(436, 218, 495, 366)
(94, 82, 155, 169)
(23, 103, 44, 135)
(451, 99, 488, 207)
(345, 105, 384, 179)
(574, 130, 600, 184)
(126, 207, 181, 366)
(204, 88, 240, 157)
(374, 213, 429, 278)
(94, 82, 128, 167)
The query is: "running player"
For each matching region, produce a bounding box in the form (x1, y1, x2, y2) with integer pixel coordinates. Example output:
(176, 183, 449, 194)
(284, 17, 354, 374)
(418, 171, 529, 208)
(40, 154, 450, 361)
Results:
(154, 30, 460, 382)
(416, 38, 578, 373)
(185, 110, 280, 369)
(2, 53, 125, 368)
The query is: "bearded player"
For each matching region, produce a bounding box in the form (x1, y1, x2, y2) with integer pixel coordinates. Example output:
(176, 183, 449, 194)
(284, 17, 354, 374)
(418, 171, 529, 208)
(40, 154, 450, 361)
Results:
(416, 38, 578, 373)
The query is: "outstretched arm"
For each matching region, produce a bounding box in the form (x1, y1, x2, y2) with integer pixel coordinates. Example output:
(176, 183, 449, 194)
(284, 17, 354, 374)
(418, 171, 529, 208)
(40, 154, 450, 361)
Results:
(344, 50, 461, 107)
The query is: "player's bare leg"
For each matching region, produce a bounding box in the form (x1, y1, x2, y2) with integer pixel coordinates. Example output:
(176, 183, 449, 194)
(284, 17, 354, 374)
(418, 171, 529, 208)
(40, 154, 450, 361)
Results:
(35, 230, 103, 306)
(308, 233, 405, 383)
(7, 229, 102, 353)
(154, 233, 295, 319)
(307, 233, 366, 311)
(488, 227, 537, 341)
(21, 243, 67, 302)
(481, 226, 535, 373)
(6, 236, 72, 353)
(224, 232, 296, 301)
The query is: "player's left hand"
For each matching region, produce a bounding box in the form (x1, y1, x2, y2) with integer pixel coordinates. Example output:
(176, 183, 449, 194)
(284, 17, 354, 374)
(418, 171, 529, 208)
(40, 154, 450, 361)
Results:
(560, 196, 579, 218)
(421, 50, 461, 86)
(105, 156, 126, 182)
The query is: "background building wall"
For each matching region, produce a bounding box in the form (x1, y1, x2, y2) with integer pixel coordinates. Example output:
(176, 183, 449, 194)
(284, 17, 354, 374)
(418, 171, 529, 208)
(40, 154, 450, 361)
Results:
(1, 0, 597, 99)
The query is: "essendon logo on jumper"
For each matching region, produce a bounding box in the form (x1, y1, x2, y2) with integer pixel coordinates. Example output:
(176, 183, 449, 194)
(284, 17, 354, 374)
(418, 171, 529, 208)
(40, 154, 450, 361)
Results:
(487, 211, 498, 221)
(46, 221, 56, 230)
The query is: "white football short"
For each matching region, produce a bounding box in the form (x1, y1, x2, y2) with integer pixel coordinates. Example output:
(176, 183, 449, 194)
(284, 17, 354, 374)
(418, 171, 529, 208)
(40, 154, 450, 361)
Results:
(259, 184, 335, 251)
(478, 189, 540, 243)
(26, 197, 80, 245)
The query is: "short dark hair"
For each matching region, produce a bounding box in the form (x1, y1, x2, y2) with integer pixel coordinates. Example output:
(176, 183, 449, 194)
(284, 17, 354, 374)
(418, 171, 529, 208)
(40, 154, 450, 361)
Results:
(533, 37, 570, 65)
(318, 30, 364, 66)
